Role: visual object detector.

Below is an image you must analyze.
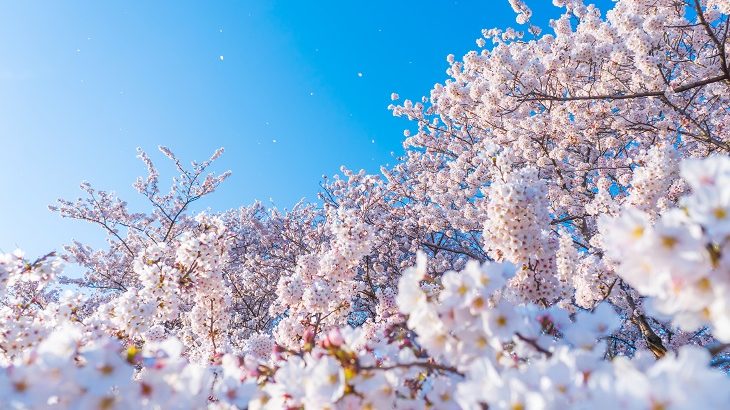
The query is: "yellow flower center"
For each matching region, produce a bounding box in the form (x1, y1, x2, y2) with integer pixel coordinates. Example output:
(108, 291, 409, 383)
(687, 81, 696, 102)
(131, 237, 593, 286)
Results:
(660, 235, 678, 249)
(99, 364, 115, 376)
(472, 296, 485, 309)
(651, 401, 668, 410)
(631, 226, 645, 239)
(697, 277, 712, 292)
(13, 381, 28, 393)
(99, 396, 116, 410)
(713, 208, 728, 220)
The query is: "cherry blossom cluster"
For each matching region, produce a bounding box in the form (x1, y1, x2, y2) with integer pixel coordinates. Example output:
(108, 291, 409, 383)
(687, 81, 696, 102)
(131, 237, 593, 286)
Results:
(601, 155, 730, 342)
(0, 322, 258, 409)
(0, 250, 64, 364)
(385, 0, 730, 357)
(482, 167, 551, 264)
(79, 213, 235, 363)
(481, 167, 566, 305)
(49, 145, 232, 295)
(269, 206, 375, 350)
(396, 254, 730, 409)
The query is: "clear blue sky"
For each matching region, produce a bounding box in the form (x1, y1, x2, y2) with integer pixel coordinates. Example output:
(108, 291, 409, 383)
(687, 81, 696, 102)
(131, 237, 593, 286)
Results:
(0, 0, 611, 256)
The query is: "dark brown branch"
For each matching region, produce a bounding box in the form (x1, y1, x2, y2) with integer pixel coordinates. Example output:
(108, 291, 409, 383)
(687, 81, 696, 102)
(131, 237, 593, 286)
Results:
(360, 361, 464, 377)
(524, 74, 729, 102)
(516, 332, 553, 358)
(693, 0, 729, 78)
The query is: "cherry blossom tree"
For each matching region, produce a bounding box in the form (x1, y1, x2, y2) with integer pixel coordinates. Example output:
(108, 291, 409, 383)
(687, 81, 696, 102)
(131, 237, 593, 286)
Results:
(2, 0, 730, 408)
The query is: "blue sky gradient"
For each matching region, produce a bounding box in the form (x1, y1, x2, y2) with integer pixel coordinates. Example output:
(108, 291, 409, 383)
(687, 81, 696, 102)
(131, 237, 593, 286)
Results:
(0, 0, 611, 256)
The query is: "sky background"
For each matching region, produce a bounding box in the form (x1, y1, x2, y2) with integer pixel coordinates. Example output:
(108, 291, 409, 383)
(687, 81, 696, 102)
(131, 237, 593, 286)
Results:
(0, 0, 611, 257)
